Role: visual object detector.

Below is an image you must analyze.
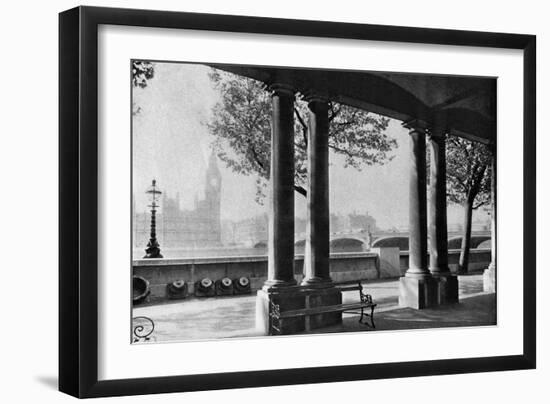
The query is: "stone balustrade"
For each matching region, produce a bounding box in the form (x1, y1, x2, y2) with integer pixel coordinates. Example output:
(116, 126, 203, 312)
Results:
(133, 248, 491, 303)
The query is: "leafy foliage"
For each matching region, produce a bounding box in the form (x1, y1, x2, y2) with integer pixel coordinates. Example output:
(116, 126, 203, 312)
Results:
(446, 136, 492, 210)
(445, 135, 492, 272)
(208, 69, 396, 203)
(131, 61, 155, 116)
(132, 60, 155, 88)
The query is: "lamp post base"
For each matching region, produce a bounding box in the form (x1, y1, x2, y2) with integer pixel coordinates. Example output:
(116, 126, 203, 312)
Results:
(144, 243, 163, 259)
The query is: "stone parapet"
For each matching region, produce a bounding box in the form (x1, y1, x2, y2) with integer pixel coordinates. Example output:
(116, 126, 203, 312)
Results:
(133, 249, 491, 304)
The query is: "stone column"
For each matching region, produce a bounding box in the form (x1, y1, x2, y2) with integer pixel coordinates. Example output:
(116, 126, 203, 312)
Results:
(257, 83, 302, 335)
(428, 127, 449, 274)
(406, 122, 429, 277)
(427, 122, 458, 304)
(265, 84, 297, 288)
(399, 120, 437, 309)
(298, 94, 341, 331)
(302, 95, 331, 286)
(483, 145, 496, 293)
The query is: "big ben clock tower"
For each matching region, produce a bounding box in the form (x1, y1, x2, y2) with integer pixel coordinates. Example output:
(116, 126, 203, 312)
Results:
(204, 150, 222, 242)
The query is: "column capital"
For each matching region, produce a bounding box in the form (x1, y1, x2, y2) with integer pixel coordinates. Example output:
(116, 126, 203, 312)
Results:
(426, 129, 447, 142)
(402, 119, 429, 134)
(301, 90, 330, 104)
(427, 120, 449, 139)
(267, 83, 296, 98)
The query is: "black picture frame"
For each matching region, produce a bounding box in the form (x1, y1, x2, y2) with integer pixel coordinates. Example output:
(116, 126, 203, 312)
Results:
(59, 6, 536, 398)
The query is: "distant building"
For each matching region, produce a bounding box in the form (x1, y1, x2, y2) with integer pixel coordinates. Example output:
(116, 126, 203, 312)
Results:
(329, 211, 378, 234)
(134, 151, 222, 249)
(231, 214, 269, 247)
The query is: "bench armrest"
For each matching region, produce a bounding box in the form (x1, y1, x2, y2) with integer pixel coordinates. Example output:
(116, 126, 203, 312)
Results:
(360, 293, 373, 304)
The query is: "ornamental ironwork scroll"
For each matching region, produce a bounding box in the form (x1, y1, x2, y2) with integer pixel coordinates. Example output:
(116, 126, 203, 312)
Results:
(132, 316, 155, 343)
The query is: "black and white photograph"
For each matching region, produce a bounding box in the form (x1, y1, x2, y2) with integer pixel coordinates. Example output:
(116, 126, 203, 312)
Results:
(1, 0, 543, 401)
(131, 60, 497, 343)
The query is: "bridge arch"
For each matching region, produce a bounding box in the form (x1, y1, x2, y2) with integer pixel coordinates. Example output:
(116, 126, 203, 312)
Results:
(447, 235, 491, 249)
(294, 238, 366, 253)
(253, 241, 267, 249)
(371, 236, 409, 251)
(329, 237, 366, 253)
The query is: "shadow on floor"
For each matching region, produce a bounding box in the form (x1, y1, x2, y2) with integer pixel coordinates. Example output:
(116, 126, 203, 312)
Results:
(373, 293, 496, 330)
(301, 293, 496, 335)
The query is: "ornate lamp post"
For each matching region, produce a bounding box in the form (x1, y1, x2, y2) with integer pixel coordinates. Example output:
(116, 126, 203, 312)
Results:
(144, 179, 163, 259)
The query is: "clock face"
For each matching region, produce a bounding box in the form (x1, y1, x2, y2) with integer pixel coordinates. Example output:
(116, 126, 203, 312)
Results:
(210, 178, 218, 187)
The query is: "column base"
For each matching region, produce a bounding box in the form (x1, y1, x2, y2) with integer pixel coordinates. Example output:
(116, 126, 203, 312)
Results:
(433, 273, 459, 305)
(483, 264, 496, 293)
(262, 278, 297, 289)
(301, 277, 332, 286)
(398, 275, 437, 309)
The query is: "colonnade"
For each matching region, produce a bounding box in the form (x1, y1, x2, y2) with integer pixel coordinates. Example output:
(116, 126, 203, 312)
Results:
(399, 120, 458, 308)
(259, 81, 466, 327)
(264, 84, 334, 289)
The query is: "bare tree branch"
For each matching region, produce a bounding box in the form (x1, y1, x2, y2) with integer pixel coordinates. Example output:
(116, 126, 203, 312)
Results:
(294, 107, 307, 130)
(294, 185, 307, 197)
(249, 145, 266, 173)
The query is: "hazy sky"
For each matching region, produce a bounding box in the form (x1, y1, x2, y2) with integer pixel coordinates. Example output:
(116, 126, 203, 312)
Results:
(132, 63, 485, 230)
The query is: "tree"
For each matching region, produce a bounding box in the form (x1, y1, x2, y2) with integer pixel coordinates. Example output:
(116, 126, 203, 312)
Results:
(446, 136, 492, 273)
(132, 60, 155, 115)
(132, 60, 155, 88)
(208, 69, 396, 204)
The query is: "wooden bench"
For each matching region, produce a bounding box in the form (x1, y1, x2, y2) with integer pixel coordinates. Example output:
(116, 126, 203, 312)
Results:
(268, 280, 376, 335)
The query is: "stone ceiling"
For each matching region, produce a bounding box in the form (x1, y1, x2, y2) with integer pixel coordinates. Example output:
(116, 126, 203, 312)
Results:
(210, 64, 496, 144)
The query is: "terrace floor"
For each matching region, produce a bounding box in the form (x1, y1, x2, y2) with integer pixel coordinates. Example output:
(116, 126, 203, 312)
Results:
(132, 273, 496, 343)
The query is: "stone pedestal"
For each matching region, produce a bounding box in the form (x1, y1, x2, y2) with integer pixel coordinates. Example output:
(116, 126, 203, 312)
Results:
(483, 264, 496, 293)
(434, 274, 459, 304)
(372, 247, 402, 278)
(399, 276, 437, 309)
(255, 287, 342, 335)
(255, 289, 271, 335)
(304, 287, 342, 331)
(256, 289, 306, 335)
